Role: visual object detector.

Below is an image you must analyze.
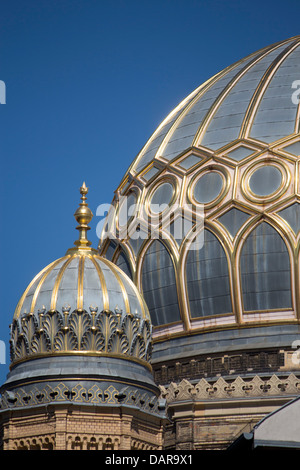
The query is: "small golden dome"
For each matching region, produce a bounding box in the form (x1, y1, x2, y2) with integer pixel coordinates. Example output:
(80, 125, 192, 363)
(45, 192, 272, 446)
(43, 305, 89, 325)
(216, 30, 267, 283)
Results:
(10, 184, 151, 368)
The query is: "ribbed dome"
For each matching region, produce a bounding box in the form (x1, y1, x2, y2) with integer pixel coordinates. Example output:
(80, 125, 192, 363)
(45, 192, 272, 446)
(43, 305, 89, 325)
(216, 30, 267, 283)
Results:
(2, 185, 163, 421)
(100, 36, 300, 371)
(13, 251, 148, 324)
(10, 184, 151, 368)
(131, 35, 300, 174)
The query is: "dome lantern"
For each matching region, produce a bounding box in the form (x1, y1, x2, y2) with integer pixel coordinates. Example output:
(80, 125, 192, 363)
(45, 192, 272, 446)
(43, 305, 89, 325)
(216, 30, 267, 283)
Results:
(72, 181, 93, 250)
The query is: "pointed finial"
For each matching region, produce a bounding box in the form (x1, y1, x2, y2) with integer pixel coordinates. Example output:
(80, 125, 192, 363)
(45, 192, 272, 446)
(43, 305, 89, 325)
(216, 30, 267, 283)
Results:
(73, 182, 93, 248)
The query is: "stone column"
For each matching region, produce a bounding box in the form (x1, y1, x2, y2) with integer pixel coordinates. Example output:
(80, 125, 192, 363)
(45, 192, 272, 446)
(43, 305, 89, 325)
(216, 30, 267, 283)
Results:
(54, 408, 68, 450)
(119, 413, 132, 450)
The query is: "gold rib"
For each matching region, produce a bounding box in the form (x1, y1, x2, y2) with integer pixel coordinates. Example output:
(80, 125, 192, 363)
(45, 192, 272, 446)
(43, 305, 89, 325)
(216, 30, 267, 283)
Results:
(29, 257, 68, 315)
(128, 84, 204, 175)
(100, 257, 131, 315)
(159, 44, 281, 161)
(14, 259, 62, 320)
(294, 96, 300, 134)
(50, 255, 74, 311)
(155, 71, 225, 159)
(77, 255, 85, 310)
(193, 40, 289, 148)
(88, 254, 110, 311)
(240, 40, 300, 139)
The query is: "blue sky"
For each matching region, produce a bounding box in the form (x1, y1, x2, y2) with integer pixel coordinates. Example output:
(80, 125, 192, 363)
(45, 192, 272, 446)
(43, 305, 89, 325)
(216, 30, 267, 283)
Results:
(1, 0, 300, 384)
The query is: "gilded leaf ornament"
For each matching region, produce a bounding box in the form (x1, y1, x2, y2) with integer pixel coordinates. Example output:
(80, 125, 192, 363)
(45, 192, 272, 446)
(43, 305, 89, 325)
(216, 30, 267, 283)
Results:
(9, 308, 152, 364)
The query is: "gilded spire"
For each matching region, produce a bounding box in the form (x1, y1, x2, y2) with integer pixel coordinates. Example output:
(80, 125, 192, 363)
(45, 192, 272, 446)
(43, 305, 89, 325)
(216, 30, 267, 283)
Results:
(73, 182, 93, 249)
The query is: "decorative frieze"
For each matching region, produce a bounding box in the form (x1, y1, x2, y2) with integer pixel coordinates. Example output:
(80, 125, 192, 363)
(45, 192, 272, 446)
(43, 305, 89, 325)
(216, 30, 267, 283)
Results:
(0, 380, 163, 416)
(9, 307, 152, 365)
(153, 349, 285, 384)
(159, 373, 300, 403)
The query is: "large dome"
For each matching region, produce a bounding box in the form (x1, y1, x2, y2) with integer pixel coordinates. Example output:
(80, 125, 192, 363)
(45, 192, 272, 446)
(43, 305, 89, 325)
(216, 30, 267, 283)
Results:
(99, 36, 300, 378)
(129, 35, 300, 173)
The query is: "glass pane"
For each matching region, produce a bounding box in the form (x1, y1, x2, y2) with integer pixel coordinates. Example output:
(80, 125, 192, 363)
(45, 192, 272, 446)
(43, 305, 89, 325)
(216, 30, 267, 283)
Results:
(193, 172, 223, 204)
(186, 229, 232, 317)
(115, 250, 132, 280)
(218, 208, 251, 237)
(282, 141, 300, 156)
(105, 241, 117, 260)
(249, 166, 282, 197)
(226, 145, 255, 161)
(178, 154, 202, 169)
(201, 42, 290, 150)
(142, 166, 160, 181)
(150, 182, 174, 214)
(161, 48, 262, 160)
(118, 192, 137, 226)
(278, 203, 300, 234)
(134, 86, 199, 173)
(141, 240, 181, 326)
(240, 223, 292, 311)
(128, 226, 148, 256)
(250, 44, 300, 143)
(168, 216, 195, 246)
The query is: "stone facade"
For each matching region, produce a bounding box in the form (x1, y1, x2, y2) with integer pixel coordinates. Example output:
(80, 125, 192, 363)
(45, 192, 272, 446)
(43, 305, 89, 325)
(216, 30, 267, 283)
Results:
(0, 403, 164, 450)
(2, 349, 300, 450)
(153, 349, 287, 385)
(159, 372, 300, 449)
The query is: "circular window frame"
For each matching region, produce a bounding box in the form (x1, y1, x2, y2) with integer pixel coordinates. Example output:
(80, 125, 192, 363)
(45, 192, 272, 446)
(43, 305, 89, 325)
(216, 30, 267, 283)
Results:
(241, 160, 289, 204)
(188, 166, 229, 209)
(116, 187, 140, 230)
(146, 176, 178, 218)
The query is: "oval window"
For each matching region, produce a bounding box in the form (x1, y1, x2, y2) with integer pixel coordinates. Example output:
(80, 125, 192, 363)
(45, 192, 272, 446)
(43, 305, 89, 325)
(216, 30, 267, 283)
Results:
(150, 182, 174, 214)
(193, 172, 224, 204)
(249, 166, 282, 197)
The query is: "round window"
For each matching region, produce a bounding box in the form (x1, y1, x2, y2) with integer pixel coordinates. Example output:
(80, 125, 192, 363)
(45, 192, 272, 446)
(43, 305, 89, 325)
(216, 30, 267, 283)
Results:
(149, 182, 174, 214)
(249, 166, 282, 197)
(193, 171, 224, 204)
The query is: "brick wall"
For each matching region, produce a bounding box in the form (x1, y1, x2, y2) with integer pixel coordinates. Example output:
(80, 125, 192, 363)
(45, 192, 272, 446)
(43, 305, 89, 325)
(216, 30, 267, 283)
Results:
(0, 404, 164, 450)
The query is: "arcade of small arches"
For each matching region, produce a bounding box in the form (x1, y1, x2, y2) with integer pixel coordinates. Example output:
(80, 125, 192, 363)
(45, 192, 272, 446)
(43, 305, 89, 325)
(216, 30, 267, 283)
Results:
(10, 436, 119, 451)
(68, 436, 158, 451)
(7, 435, 161, 451)
(10, 437, 55, 451)
(69, 436, 118, 451)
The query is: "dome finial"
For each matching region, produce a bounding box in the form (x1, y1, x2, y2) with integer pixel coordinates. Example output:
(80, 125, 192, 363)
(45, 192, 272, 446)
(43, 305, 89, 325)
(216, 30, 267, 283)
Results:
(73, 182, 93, 249)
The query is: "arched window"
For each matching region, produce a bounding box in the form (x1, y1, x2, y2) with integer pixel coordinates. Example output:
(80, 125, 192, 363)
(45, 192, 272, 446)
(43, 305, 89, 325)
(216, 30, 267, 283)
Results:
(115, 249, 132, 280)
(105, 241, 117, 260)
(30, 439, 40, 450)
(72, 436, 82, 450)
(88, 437, 98, 450)
(103, 438, 114, 450)
(17, 440, 28, 450)
(186, 229, 232, 317)
(141, 240, 181, 326)
(240, 222, 292, 311)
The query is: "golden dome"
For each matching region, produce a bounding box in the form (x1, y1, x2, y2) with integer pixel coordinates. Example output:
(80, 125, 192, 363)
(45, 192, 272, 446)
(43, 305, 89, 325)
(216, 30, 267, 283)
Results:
(99, 36, 300, 367)
(10, 184, 151, 368)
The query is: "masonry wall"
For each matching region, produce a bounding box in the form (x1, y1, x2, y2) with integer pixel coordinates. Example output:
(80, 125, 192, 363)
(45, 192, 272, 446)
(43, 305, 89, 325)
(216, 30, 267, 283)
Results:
(0, 404, 164, 450)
